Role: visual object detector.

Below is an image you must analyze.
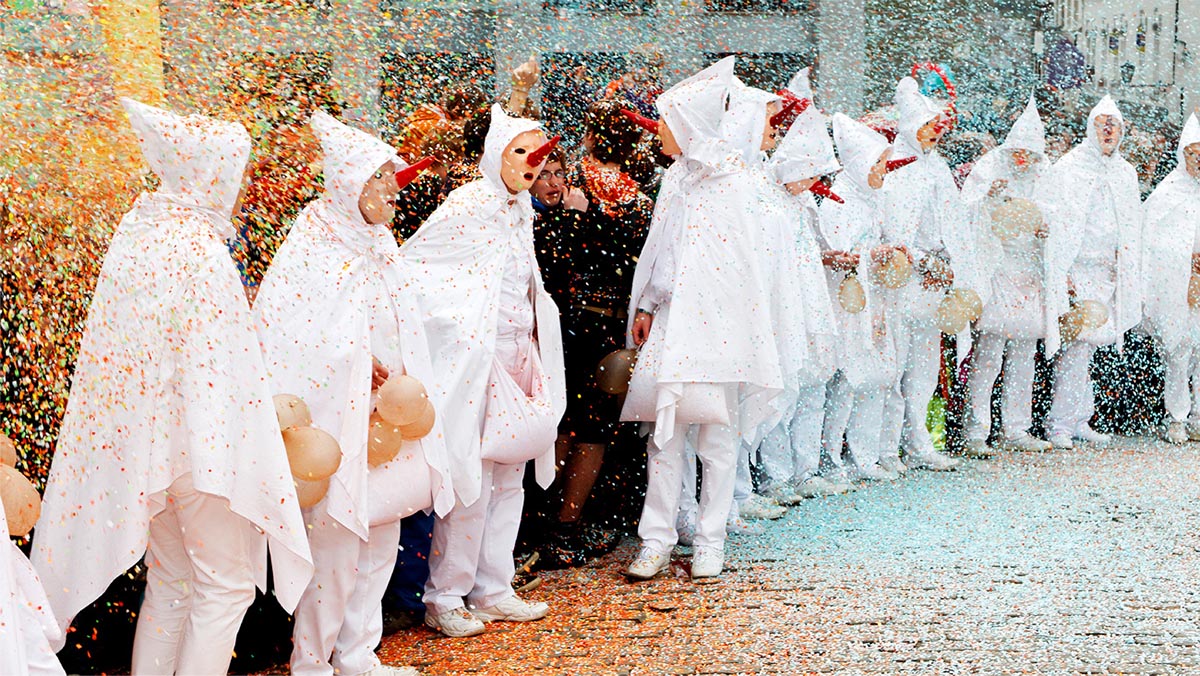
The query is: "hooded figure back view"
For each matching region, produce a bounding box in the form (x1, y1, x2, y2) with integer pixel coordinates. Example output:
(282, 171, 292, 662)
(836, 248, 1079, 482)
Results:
(1141, 114, 1200, 442)
(400, 104, 567, 637)
(2, 495, 65, 676)
(1045, 95, 1144, 448)
(960, 94, 1066, 454)
(622, 59, 783, 583)
(34, 99, 313, 675)
(253, 110, 447, 674)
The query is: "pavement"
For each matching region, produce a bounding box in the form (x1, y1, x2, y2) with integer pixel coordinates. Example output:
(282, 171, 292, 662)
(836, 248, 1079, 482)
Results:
(377, 438, 1200, 675)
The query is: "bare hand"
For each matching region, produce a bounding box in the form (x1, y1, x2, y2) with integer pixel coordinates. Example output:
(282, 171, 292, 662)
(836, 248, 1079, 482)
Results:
(988, 178, 1008, 199)
(822, 250, 860, 272)
(371, 357, 389, 391)
(563, 187, 589, 212)
(1192, 253, 1200, 275)
(632, 311, 654, 347)
(512, 57, 540, 90)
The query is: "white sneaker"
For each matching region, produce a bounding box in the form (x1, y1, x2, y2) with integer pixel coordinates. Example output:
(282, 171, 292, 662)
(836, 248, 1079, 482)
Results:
(819, 469, 856, 493)
(905, 449, 960, 471)
(999, 433, 1053, 452)
(793, 476, 840, 498)
(424, 607, 485, 638)
(691, 546, 724, 579)
(1165, 421, 1188, 444)
(961, 439, 992, 458)
(1048, 433, 1073, 449)
(1075, 426, 1111, 444)
(365, 665, 422, 676)
(626, 547, 671, 580)
(472, 595, 548, 623)
(726, 516, 765, 536)
(676, 513, 697, 547)
(878, 456, 908, 475)
(762, 483, 805, 506)
(853, 463, 900, 481)
(739, 494, 787, 520)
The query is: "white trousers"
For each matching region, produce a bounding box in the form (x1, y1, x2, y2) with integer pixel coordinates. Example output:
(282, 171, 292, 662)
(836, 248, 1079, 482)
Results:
(966, 334, 1038, 441)
(1047, 340, 1100, 437)
(823, 372, 888, 469)
(424, 460, 525, 616)
(1164, 343, 1200, 423)
(758, 384, 826, 488)
(881, 324, 941, 457)
(131, 474, 256, 676)
(290, 505, 403, 676)
(640, 390, 739, 553)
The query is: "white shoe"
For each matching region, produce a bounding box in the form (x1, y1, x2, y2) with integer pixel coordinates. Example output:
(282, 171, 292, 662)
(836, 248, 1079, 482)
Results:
(1075, 426, 1111, 444)
(472, 595, 548, 623)
(1000, 433, 1053, 452)
(424, 607, 485, 638)
(762, 483, 805, 506)
(626, 547, 672, 580)
(1165, 421, 1188, 444)
(1188, 421, 1200, 441)
(878, 456, 908, 475)
(792, 476, 840, 498)
(676, 514, 697, 547)
(905, 449, 960, 471)
(691, 546, 724, 579)
(726, 516, 765, 536)
(819, 469, 857, 493)
(1048, 433, 1073, 449)
(739, 494, 787, 520)
(365, 665, 422, 676)
(961, 439, 992, 458)
(853, 463, 899, 481)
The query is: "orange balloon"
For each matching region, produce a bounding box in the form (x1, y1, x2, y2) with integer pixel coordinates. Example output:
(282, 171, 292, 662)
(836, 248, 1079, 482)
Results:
(1078, 299, 1109, 331)
(283, 426, 342, 481)
(367, 412, 405, 468)
(399, 401, 436, 440)
(0, 433, 16, 468)
(991, 197, 1041, 240)
(596, 349, 638, 395)
(948, 288, 983, 322)
(838, 274, 867, 314)
(870, 249, 913, 289)
(935, 292, 969, 335)
(1190, 274, 1200, 309)
(0, 466, 40, 538)
(377, 375, 429, 426)
(294, 477, 330, 509)
(273, 394, 312, 430)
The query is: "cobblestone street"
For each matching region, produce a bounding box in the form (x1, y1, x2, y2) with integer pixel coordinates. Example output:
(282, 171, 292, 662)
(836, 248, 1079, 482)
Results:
(379, 440, 1200, 675)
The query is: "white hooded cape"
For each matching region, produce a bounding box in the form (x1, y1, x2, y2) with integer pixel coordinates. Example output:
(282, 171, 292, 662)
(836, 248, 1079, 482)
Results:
(3, 497, 65, 676)
(398, 105, 566, 507)
(34, 100, 313, 636)
(882, 77, 975, 355)
(622, 62, 783, 445)
(254, 111, 453, 534)
(1051, 95, 1144, 346)
(818, 113, 898, 387)
(961, 94, 1070, 355)
(1142, 114, 1200, 352)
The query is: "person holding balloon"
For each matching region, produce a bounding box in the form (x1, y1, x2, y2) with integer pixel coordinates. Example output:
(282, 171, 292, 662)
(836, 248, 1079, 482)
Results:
(33, 99, 314, 676)
(254, 110, 447, 676)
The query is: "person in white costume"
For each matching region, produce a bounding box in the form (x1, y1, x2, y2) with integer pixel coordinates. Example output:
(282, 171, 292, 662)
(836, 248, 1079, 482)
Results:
(254, 110, 444, 676)
(1045, 95, 1143, 449)
(819, 113, 907, 480)
(2, 497, 65, 676)
(755, 82, 845, 500)
(962, 95, 1066, 454)
(1141, 114, 1200, 444)
(33, 99, 313, 676)
(880, 76, 972, 472)
(621, 57, 783, 581)
(400, 105, 566, 638)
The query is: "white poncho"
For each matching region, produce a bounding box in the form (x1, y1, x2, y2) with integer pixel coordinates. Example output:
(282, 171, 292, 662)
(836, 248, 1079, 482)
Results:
(34, 100, 313, 636)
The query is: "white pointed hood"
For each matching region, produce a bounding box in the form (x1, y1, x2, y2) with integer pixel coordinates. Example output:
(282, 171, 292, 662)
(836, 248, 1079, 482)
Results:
(721, 81, 779, 164)
(121, 98, 250, 238)
(1003, 94, 1047, 157)
(311, 110, 403, 227)
(770, 104, 841, 184)
(480, 103, 542, 199)
(893, 76, 941, 160)
(657, 56, 736, 164)
(831, 113, 889, 198)
(786, 67, 815, 102)
(1084, 95, 1126, 156)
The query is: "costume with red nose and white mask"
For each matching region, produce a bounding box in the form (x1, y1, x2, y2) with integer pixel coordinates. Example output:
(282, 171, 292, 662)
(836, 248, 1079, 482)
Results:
(254, 110, 445, 676)
(879, 76, 972, 472)
(2, 496, 65, 676)
(34, 99, 313, 676)
(400, 104, 566, 635)
(1141, 115, 1200, 440)
(818, 113, 904, 480)
(961, 94, 1068, 453)
(1044, 95, 1143, 448)
(621, 58, 783, 581)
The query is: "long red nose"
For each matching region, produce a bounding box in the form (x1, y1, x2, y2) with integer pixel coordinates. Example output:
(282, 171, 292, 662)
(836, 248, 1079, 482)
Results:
(932, 109, 956, 135)
(771, 92, 812, 129)
(526, 135, 561, 168)
(886, 156, 918, 172)
(769, 99, 801, 128)
(621, 109, 660, 134)
(394, 157, 435, 190)
(810, 180, 844, 204)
